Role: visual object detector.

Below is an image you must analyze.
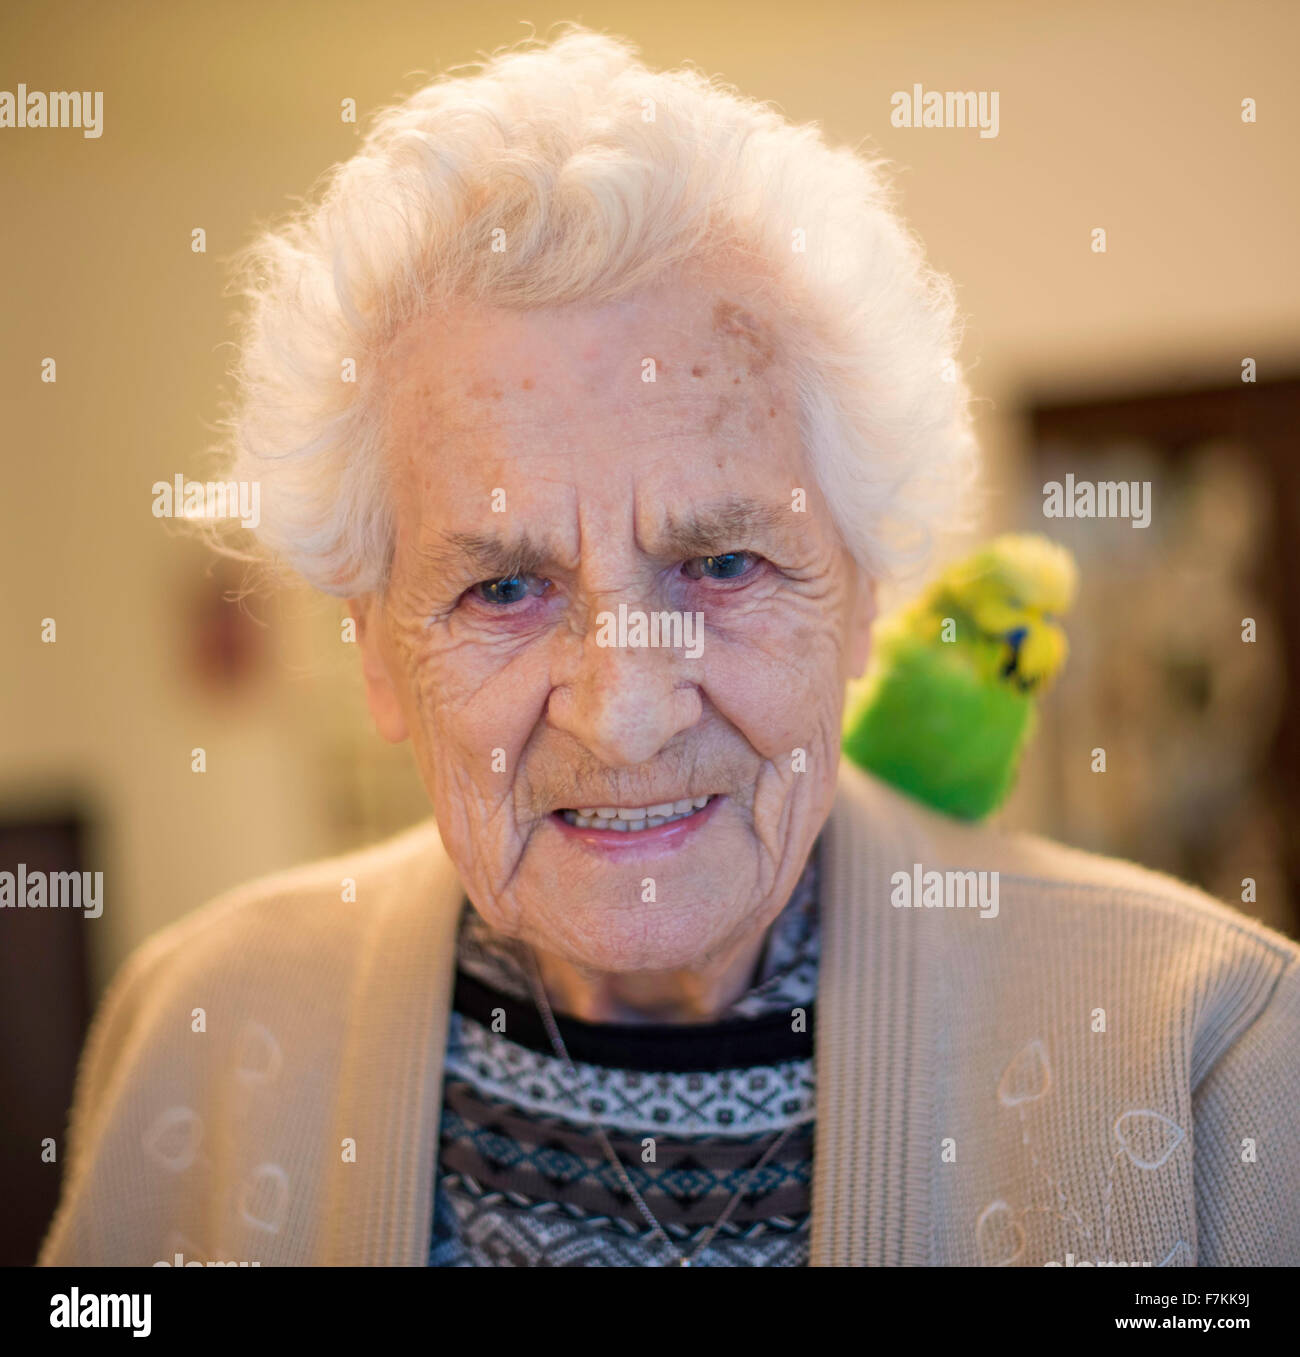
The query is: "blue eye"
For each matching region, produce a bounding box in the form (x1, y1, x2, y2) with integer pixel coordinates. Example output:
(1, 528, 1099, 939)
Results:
(473, 575, 542, 606)
(689, 552, 755, 580)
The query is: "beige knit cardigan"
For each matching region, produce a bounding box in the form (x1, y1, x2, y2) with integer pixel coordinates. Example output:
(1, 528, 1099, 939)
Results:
(40, 762, 1300, 1266)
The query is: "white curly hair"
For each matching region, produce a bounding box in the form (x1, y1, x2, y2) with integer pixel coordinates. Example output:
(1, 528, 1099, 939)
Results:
(220, 24, 978, 595)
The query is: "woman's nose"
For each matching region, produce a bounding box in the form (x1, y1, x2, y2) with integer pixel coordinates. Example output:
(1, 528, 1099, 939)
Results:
(546, 626, 703, 768)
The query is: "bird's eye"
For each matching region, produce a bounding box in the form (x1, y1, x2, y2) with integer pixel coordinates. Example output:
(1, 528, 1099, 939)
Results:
(683, 551, 758, 581)
(470, 574, 548, 606)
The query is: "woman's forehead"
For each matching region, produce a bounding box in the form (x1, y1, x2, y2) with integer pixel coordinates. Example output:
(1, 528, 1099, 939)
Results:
(382, 286, 801, 482)
(386, 270, 785, 390)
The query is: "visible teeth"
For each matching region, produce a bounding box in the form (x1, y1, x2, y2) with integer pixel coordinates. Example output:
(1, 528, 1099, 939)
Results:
(559, 795, 714, 831)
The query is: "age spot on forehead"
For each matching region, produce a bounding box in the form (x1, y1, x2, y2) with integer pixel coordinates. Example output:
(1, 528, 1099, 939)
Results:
(467, 377, 504, 401)
(713, 299, 776, 376)
(704, 391, 735, 437)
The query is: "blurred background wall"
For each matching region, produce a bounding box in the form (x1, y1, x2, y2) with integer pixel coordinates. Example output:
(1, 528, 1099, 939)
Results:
(2, 3, 1297, 1255)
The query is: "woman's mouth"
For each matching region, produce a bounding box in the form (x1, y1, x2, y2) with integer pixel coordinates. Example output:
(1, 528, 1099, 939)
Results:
(550, 794, 721, 853)
(557, 795, 713, 831)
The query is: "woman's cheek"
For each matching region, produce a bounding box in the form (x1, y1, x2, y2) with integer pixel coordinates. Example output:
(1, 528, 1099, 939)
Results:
(437, 648, 551, 781)
(705, 611, 845, 755)
(701, 652, 805, 759)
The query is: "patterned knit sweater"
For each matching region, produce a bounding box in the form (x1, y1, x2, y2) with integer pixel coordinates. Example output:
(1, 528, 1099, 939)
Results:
(429, 848, 820, 1266)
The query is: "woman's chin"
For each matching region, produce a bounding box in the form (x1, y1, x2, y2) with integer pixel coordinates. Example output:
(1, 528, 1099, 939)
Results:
(520, 896, 749, 979)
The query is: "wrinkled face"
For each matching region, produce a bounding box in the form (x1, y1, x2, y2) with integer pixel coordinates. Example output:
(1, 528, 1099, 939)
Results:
(356, 274, 874, 974)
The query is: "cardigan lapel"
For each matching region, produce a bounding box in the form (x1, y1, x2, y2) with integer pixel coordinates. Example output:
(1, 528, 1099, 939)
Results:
(322, 827, 463, 1265)
(810, 763, 941, 1265)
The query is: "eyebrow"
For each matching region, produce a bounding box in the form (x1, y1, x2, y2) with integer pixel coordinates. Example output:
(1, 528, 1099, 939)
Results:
(419, 495, 796, 581)
(657, 497, 794, 560)
(414, 531, 552, 583)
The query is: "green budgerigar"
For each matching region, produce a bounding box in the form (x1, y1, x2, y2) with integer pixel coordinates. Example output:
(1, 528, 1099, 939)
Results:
(842, 533, 1079, 820)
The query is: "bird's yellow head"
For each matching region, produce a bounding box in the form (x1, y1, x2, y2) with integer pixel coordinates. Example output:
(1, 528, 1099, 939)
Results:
(930, 534, 1079, 692)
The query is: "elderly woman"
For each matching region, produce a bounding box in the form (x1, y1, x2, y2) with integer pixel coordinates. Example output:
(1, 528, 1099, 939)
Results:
(42, 29, 1299, 1268)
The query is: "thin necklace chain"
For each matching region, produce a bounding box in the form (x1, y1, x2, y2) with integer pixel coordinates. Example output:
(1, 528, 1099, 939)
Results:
(522, 946, 797, 1267)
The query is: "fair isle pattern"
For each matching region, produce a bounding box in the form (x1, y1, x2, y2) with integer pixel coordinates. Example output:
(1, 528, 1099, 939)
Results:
(437, 1080, 814, 1222)
(429, 1171, 811, 1268)
(443, 1012, 815, 1134)
(430, 1054, 815, 1265)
